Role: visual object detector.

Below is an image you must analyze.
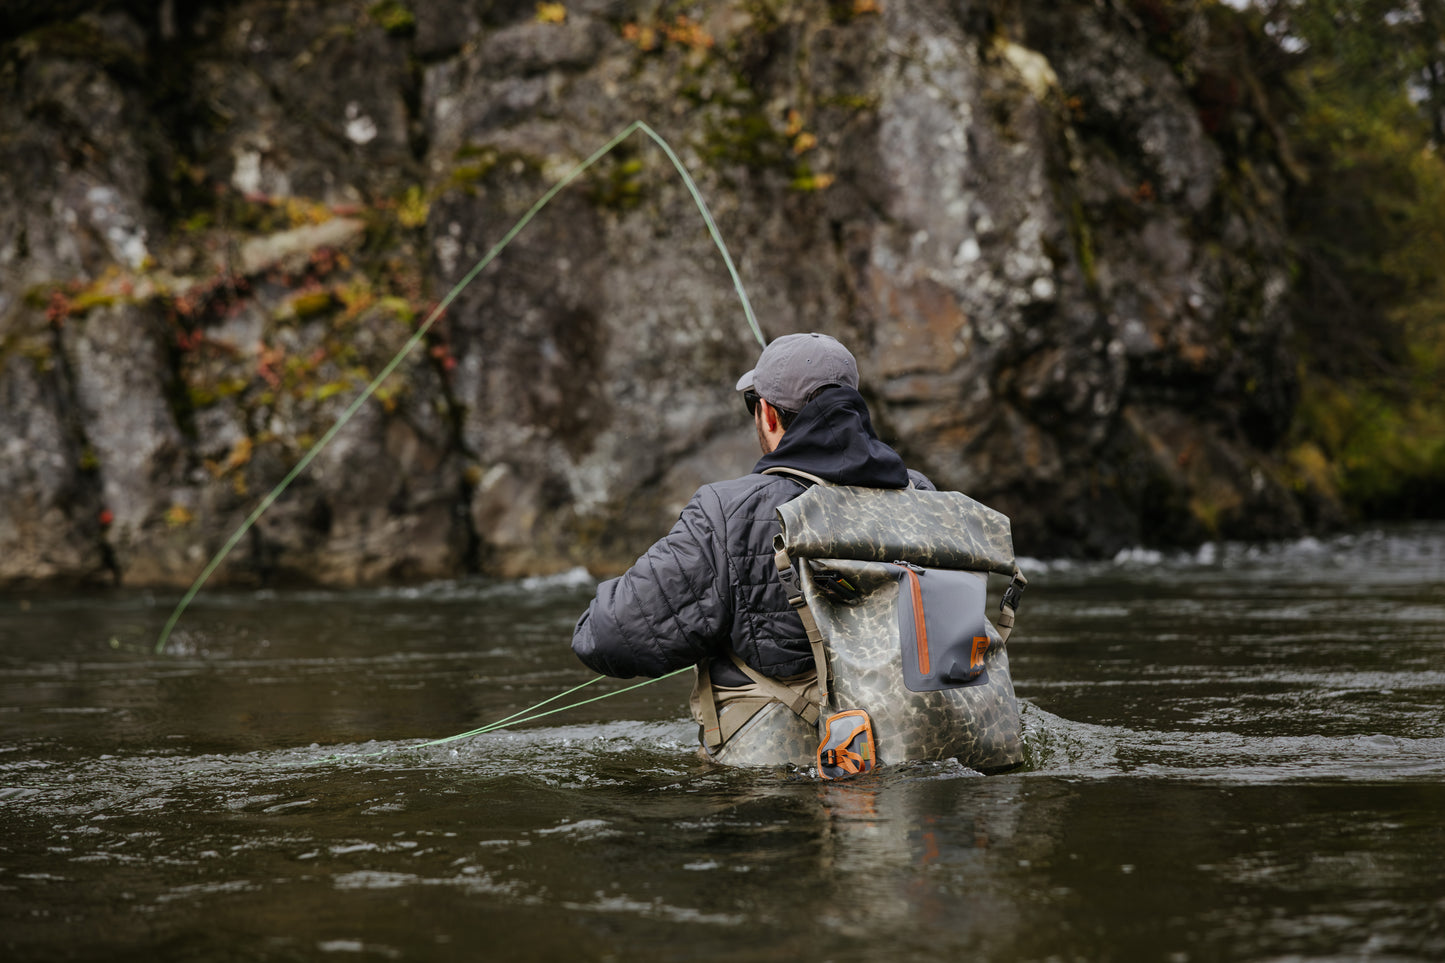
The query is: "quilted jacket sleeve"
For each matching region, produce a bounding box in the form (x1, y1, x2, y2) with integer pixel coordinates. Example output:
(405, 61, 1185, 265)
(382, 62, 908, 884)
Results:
(571, 487, 731, 678)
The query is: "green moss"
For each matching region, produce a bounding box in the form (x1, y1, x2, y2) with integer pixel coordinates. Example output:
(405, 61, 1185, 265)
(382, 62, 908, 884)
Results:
(367, 0, 416, 37)
(313, 381, 349, 402)
(788, 164, 834, 192)
(187, 377, 248, 410)
(69, 290, 119, 314)
(589, 156, 646, 210)
(377, 297, 416, 325)
(397, 185, 429, 228)
(5, 331, 55, 373)
(444, 148, 547, 198)
(819, 93, 880, 111)
(700, 98, 841, 190)
(447, 147, 501, 193)
(187, 384, 219, 408)
(290, 290, 336, 320)
(22, 286, 54, 310)
(180, 211, 214, 233)
(701, 110, 788, 170)
(228, 196, 289, 234)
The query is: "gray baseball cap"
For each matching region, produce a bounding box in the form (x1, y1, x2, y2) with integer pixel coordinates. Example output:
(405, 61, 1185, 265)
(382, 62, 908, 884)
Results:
(735, 332, 859, 412)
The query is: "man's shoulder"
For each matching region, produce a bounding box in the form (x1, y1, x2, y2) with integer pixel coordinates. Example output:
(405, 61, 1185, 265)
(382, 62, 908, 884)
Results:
(693, 472, 806, 519)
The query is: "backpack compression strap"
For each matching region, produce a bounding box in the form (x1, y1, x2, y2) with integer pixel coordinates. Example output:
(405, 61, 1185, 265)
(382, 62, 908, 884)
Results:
(996, 568, 1028, 645)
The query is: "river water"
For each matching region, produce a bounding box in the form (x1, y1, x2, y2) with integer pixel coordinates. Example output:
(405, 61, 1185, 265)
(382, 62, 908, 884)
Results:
(3, 524, 1443, 961)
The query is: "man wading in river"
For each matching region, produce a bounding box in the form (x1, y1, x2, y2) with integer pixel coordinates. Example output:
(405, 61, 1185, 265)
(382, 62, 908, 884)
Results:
(572, 332, 934, 763)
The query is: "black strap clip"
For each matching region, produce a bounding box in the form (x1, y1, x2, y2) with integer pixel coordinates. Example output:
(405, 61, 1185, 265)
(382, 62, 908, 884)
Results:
(1001, 571, 1027, 614)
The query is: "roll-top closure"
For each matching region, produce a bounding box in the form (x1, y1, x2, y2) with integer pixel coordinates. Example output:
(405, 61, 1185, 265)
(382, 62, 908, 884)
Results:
(774, 484, 1017, 576)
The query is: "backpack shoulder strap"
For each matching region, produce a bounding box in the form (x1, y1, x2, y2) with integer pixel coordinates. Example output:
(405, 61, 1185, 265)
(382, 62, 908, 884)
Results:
(761, 466, 831, 487)
(773, 537, 831, 708)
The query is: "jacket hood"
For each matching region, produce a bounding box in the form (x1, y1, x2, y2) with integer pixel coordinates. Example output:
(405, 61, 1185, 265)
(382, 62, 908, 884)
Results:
(752, 385, 910, 488)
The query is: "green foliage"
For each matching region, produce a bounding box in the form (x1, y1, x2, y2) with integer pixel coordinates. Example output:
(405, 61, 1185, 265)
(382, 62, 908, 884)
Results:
(1264, 0, 1444, 144)
(1258, 0, 1445, 516)
(1292, 371, 1445, 514)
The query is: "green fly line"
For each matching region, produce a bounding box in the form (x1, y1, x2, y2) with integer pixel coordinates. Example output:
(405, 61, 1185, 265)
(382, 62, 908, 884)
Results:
(302, 666, 692, 766)
(155, 120, 764, 654)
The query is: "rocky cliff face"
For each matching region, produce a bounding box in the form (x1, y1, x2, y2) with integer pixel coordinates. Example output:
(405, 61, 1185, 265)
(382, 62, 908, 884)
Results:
(0, 0, 1335, 588)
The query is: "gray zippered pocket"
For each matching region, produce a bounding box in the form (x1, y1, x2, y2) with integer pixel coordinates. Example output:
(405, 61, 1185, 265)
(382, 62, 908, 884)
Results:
(892, 563, 990, 692)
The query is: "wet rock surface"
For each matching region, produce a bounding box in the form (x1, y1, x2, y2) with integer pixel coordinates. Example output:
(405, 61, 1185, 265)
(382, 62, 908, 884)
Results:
(0, 0, 1336, 587)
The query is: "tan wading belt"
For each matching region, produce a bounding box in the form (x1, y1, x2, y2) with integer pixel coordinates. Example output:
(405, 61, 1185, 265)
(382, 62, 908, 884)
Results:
(693, 656, 821, 752)
(695, 465, 1028, 755)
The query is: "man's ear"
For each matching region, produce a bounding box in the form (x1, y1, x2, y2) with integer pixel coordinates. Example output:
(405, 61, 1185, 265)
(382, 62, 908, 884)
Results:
(758, 399, 782, 433)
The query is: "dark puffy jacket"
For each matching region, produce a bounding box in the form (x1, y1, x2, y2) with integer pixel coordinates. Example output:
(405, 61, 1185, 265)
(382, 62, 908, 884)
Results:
(572, 386, 933, 685)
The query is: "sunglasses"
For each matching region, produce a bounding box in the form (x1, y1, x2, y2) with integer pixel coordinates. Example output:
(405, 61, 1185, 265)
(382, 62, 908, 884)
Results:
(743, 389, 762, 417)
